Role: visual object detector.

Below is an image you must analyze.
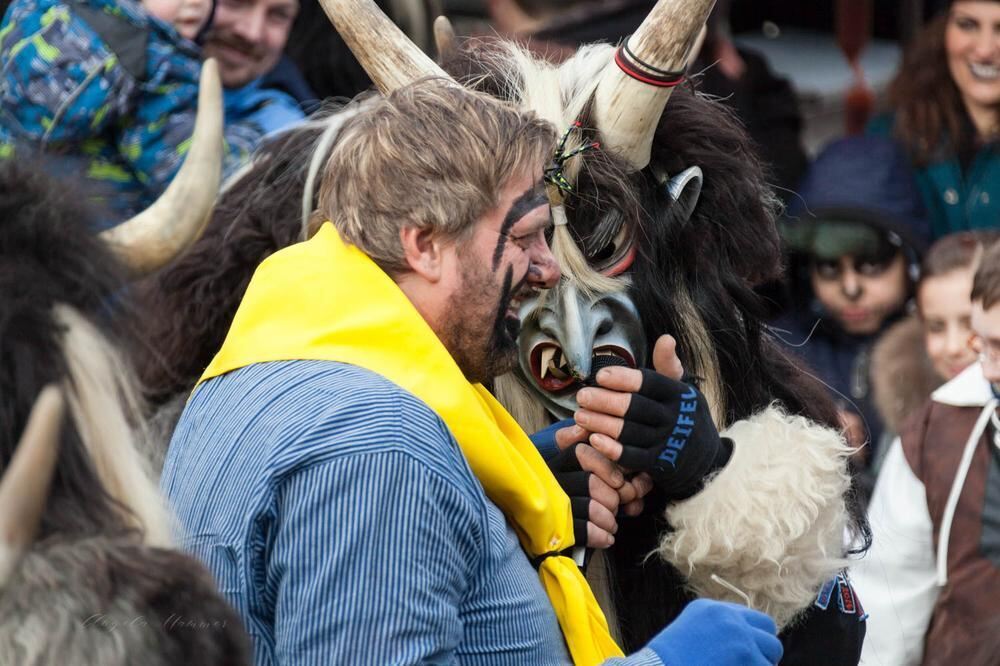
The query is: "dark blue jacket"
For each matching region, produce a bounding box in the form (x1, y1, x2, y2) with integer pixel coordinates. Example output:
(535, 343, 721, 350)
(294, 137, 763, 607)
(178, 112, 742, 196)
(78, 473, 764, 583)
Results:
(777, 135, 930, 454)
(787, 134, 930, 252)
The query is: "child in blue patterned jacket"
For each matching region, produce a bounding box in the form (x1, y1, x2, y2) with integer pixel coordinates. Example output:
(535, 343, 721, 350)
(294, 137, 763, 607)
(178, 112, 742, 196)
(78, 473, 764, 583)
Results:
(0, 0, 302, 228)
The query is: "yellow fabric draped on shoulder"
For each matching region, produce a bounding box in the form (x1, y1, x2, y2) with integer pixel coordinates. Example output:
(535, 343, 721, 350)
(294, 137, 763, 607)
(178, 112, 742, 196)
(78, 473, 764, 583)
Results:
(199, 222, 622, 664)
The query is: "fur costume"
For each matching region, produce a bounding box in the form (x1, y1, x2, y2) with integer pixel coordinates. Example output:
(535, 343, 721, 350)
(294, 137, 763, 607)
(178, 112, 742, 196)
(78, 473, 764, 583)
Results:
(436, 35, 861, 651)
(870, 314, 943, 438)
(140, 1, 864, 659)
(0, 161, 251, 665)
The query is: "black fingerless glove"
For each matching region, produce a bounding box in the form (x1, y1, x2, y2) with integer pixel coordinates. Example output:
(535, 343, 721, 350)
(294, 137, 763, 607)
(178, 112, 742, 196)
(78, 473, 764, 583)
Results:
(617, 370, 733, 500)
(547, 444, 590, 547)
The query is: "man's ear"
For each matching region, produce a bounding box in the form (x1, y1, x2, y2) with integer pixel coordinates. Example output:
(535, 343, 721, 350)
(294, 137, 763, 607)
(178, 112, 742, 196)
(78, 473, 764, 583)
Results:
(400, 225, 446, 282)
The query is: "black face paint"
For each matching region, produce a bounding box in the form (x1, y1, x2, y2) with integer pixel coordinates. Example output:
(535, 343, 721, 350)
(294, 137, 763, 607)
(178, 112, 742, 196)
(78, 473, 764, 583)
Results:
(491, 183, 548, 271)
(489, 264, 531, 364)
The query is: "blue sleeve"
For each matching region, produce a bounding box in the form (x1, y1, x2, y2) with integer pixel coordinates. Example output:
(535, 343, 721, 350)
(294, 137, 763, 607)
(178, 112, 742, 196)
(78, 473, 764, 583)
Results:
(0, 0, 131, 143)
(529, 417, 575, 462)
(269, 449, 482, 665)
(224, 83, 305, 136)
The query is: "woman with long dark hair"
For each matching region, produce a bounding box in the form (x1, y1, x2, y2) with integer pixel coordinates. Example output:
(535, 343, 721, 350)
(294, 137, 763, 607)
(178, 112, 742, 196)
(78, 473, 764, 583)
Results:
(871, 1, 1000, 238)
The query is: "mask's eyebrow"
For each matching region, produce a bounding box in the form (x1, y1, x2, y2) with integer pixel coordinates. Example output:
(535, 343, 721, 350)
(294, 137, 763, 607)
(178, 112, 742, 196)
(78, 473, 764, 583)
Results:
(492, 181, 548, 270)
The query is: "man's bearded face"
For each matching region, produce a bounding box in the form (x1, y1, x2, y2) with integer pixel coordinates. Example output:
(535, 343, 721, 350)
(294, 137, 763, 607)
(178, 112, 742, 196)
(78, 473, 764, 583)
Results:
(440, 173, 558, 385)
(441, 252, 533, 384)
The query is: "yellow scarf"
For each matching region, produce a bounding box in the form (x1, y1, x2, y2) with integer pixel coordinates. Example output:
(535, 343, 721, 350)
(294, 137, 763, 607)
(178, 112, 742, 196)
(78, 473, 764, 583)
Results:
(199, 223, 622, 664)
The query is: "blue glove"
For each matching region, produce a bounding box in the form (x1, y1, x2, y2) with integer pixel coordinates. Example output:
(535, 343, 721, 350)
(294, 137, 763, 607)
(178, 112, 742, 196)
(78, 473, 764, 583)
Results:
(647, 599, 783, 666)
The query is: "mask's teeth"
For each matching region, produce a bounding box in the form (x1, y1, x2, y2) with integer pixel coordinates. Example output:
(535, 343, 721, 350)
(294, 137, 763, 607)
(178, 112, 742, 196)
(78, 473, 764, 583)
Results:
(551, 349, 571, 379)
(540, 347, 556, 379)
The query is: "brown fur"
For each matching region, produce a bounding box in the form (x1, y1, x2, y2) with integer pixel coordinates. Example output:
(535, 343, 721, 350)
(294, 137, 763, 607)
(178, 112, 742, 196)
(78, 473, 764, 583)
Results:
(870, 315, 943, 436)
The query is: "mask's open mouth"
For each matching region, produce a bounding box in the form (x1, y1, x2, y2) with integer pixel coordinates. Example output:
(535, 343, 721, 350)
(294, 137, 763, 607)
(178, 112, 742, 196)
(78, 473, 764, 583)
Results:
(529, 343, 636, 394)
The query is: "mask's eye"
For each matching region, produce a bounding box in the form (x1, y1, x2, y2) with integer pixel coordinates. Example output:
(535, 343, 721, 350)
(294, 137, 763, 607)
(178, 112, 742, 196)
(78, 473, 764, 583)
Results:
(566, 203, 636, 276)
(590, 224, 636, 276)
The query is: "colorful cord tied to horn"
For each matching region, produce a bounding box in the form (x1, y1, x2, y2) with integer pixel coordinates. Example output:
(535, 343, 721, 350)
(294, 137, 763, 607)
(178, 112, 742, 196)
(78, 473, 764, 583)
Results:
(544, 121, 600, 226)
(613, 41, 687, 88)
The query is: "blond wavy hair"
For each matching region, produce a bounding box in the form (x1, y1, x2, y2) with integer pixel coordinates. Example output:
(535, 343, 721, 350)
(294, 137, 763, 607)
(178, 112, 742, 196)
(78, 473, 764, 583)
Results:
(316, 77, 556, 275)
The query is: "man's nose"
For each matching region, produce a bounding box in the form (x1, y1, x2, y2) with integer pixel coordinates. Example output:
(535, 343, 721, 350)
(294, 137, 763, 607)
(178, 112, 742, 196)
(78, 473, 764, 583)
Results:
(232, 7, 266, 44)
(529, 243, 561, 289)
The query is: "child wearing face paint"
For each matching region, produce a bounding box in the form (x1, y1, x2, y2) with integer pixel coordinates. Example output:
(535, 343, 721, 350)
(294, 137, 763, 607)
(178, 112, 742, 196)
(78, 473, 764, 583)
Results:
(868, 230, 1000, 472)
(774, 135, 929, 499)
(851, 239, 1000, 665)
(869, 0, 1000, 238)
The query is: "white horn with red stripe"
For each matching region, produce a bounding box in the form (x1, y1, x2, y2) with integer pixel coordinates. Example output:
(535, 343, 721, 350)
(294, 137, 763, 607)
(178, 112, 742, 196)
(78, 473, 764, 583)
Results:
(593, 0, 715, 171)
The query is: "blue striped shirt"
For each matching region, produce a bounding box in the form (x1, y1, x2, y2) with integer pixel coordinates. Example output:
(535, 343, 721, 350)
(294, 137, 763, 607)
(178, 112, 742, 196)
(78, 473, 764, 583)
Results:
(161, 360, 661, 666)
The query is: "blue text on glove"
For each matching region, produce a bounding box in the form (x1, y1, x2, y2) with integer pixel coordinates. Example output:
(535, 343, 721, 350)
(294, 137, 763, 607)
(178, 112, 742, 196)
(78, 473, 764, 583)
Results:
(657, 385, 699, 468)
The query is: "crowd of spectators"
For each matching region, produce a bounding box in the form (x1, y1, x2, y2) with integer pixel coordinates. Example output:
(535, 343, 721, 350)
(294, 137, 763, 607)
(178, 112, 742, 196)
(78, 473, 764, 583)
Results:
(763, 1, 1000, 662)
(3, 0, 1000, 662)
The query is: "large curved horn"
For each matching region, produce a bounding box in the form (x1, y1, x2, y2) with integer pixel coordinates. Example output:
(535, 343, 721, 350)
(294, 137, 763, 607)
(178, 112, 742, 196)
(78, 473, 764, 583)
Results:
(593, 0, 716, 171)
(316, 0, 449, 93)
(100, 59, 224, 276)
(0, 385, 65, 585)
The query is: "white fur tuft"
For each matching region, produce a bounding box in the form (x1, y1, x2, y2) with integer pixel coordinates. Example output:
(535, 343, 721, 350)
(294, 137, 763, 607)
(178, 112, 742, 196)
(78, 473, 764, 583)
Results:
(658, 404, 852, 628)
(56, 306, 175, 547)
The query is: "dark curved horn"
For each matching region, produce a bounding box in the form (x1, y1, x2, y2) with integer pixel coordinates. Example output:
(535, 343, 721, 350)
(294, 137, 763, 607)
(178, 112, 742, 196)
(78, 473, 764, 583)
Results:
(317, 0, 450, 93)
(594, 0, 715, 170)
(100, 59, 224, 275)
(0, 385, 65, 584)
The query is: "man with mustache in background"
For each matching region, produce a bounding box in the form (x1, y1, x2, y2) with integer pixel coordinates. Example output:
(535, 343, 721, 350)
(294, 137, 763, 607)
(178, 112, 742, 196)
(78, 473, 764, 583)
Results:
(201, 0, 305, 136)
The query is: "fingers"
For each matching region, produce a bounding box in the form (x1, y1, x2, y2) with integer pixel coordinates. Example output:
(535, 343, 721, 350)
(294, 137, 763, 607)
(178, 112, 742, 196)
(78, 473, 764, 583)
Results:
(615, 471, 638, 504)
(617, 472, 653, 515)
(576, 385, 633, 418)
(652, 334, 684, 380)
(621, 497, 645, 517)
(586, 521, 615, 549)
(630, 472, 655, 500)
(588, 473, 621, 516)
(739, 608, 781, 665)
(742, 608, 777, 634)
(756, 631, 784, 666)
(588, 499, 617, 535)
(586, 431, 624, 463)
(574, 408, 624, 441)
(592, 365, 644, 393)
(575, 442, 625, 487)
(555, 423, 589, 450)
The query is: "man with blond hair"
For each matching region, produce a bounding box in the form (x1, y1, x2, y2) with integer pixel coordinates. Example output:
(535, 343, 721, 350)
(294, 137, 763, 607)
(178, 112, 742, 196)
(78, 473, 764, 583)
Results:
(161, 78, 781, 665)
